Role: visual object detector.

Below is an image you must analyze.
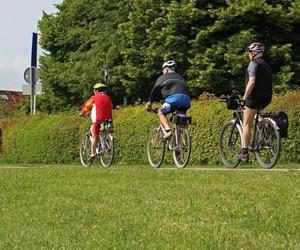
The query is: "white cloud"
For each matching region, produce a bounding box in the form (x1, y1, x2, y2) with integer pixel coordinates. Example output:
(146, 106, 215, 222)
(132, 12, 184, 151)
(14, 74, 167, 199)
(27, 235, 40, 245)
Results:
(0, 54, 10, 71)
(12, 55, 28, 73)
(0, 1, 63, 91)
(0, 53, 28, 91)
(0, 54, 27, 72)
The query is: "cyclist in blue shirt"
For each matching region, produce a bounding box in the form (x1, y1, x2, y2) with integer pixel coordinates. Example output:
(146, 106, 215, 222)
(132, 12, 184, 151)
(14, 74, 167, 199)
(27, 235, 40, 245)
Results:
(146, 60, 191, 139)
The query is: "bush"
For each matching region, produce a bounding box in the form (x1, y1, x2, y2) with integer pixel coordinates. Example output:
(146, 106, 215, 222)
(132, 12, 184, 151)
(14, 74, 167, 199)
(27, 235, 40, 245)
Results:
(0, 117, 31, 156)
(265, 90, 300, 163)
(1, 91, 299, 165)
(2, 114, 83, 164)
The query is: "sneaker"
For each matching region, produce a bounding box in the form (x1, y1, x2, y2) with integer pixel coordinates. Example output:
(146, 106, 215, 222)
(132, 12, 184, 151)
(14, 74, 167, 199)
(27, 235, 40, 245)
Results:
(89, 155, 96, 162)
(163, 129, 172, 139)
(236, 152, 249, 162)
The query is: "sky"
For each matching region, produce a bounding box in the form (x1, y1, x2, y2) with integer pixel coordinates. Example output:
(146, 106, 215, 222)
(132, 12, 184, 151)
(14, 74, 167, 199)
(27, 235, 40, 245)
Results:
(0, 0, 63, 91)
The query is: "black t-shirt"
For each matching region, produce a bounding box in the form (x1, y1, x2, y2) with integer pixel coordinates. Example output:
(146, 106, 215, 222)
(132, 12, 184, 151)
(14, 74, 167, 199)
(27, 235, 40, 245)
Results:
(246, 58, 272, 102)
(149, 72, 190, 102)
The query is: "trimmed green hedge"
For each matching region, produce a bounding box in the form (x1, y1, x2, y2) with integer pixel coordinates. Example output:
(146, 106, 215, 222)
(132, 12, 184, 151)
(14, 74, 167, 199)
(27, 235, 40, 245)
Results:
(1, 91, 299, 164)
(1, 115, 83, 164)
(265, 91, 300, 163)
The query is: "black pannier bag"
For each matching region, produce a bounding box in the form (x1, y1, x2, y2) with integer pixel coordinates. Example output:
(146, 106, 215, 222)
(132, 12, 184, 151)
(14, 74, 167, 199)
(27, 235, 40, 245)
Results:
(227, 97, 239, 110)
(272, 111, 289, 138)
(171, 114, 192, 126)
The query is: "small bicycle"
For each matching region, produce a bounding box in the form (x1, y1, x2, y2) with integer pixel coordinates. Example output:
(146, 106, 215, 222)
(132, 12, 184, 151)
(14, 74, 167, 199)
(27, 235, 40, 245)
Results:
(218, 95, 284, 169)
(80, 121, 114, 167)
(147, 108, 192, 168)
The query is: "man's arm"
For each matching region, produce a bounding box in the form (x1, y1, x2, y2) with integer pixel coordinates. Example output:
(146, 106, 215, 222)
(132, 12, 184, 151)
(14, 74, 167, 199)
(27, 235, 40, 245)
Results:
(243, 61, 258, 101)
(148, 75, 165, 102)
(148, 84, 160, 103)
(146, 81, 160, 111)
(243, 76, 256, 100)
(80, 98, 93, 116)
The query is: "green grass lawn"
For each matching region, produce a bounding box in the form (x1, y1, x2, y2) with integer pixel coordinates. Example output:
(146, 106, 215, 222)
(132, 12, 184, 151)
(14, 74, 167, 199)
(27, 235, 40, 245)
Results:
(0, 164, 299, 249)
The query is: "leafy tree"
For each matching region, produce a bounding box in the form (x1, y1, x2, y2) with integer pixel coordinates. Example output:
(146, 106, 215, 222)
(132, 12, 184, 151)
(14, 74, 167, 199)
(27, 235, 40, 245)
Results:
(39, 0, 131, 108)
(188, 0, 300, 95)
(38, 0, 300, 110)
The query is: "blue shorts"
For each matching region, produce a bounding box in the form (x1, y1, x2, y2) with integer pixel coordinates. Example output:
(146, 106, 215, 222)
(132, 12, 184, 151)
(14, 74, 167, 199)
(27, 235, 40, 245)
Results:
(160, 94, 191, 115)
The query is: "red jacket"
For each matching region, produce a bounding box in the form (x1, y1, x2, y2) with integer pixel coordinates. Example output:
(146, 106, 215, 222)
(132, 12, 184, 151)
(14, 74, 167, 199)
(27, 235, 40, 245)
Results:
(81, 93, 113, 123)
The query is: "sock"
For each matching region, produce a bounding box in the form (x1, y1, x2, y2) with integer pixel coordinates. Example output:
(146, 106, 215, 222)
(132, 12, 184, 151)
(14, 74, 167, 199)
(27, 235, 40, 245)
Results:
(242, 148, 248, 154)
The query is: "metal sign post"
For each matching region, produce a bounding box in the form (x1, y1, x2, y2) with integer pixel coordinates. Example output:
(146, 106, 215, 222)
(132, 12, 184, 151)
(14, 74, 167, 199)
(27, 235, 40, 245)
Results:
(102, 68, 111, 84)
(24, 66, 39, 115)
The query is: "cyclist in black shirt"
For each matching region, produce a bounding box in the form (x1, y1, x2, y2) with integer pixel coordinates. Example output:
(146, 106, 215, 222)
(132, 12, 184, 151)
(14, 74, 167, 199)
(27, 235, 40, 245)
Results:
(237, 42, 273, 161)
(146, 60, 191, 139)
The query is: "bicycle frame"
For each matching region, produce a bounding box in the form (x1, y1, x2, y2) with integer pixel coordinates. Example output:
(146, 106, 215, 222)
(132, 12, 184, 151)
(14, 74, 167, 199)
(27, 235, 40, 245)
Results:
(155, 123, 178, 150)
(80, 121, 114, 167)
(97, 131, 109, 154)
(147, 108, 191, 168)
(219, 95, 281, 169)
(227, 106, 243, 145)
(226, 101, 269, 153)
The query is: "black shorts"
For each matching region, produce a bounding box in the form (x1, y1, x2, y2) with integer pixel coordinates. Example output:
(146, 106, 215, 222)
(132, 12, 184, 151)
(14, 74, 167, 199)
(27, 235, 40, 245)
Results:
(245, 98, 271, 109)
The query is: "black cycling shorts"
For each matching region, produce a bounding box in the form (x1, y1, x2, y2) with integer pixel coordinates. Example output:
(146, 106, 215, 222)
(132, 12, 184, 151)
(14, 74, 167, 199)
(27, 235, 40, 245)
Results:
(245, 98, 270, 109)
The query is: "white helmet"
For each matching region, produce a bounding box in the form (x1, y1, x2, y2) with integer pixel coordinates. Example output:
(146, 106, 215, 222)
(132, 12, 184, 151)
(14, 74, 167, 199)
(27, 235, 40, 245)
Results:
(247, 42, 265, 53)
(162, 60, 177, 70)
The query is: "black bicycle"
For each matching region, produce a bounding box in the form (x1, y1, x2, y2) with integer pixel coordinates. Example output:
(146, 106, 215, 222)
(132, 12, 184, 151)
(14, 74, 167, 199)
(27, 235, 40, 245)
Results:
(218, 96, 281, 169)
(147, 108, 192, 168)
(80, 121, 114, 167)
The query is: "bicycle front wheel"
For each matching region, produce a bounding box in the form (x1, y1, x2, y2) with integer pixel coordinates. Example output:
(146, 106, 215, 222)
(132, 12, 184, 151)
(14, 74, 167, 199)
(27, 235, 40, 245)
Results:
(80, 133, 92, 167)
(218, 121, 242, 168)
(173, 127, 191, 168)
(99, 133, 114, 167)
(254, 119, 281, 169)
(147, 128, 165, 168)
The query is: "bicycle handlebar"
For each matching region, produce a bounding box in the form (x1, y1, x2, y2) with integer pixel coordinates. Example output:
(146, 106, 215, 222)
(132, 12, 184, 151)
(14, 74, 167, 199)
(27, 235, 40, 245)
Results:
(219, 97, 228, 103)
(219, 96, 241, 102)
(219, 96, 244, 110)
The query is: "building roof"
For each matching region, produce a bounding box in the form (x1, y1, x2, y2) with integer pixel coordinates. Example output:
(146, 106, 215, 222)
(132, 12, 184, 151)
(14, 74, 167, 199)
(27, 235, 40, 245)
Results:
(0, 90, 24, 112)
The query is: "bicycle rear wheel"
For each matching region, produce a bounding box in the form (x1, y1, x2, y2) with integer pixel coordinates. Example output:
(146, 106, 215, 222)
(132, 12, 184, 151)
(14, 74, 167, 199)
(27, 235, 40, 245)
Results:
(80, 133, 92, 167)
(254, 119, 281, 169)
(99, 133, 114, 167)
(147, 128, 165, 168)
(172, 127, 191, 168)
(218, 121, 242, 168)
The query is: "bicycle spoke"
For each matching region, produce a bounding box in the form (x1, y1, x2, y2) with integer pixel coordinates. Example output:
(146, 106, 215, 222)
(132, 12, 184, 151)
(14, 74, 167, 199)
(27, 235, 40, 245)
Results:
(80, 134, 92, 167)
(147, 128, 165, 168)
(100, 133, 114, 167)
(218, 122, 242, 168)
(173, 128, 191, 168)
(254, 119, 281, 169)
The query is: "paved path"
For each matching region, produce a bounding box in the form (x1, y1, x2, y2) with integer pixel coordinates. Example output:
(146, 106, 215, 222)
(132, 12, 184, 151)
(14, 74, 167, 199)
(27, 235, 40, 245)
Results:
(0, 165, 299, 172)
(159, 168, 300, 172)
(0, 165, 51, 169)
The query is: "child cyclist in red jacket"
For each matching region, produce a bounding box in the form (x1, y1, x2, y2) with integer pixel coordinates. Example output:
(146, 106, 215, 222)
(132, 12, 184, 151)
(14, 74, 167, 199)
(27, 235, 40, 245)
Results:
(80, 83, 113, 160)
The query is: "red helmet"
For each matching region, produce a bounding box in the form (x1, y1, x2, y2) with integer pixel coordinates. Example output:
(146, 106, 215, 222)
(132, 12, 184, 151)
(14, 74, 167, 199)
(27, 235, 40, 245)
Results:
(247, 42, 265, 53)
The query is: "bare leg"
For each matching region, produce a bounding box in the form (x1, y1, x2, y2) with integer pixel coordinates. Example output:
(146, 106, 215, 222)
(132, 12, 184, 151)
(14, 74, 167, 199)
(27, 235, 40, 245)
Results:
(91, 135, 98, 156)
(158, 111, 171, 130)
(243, 107, 257, 148)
